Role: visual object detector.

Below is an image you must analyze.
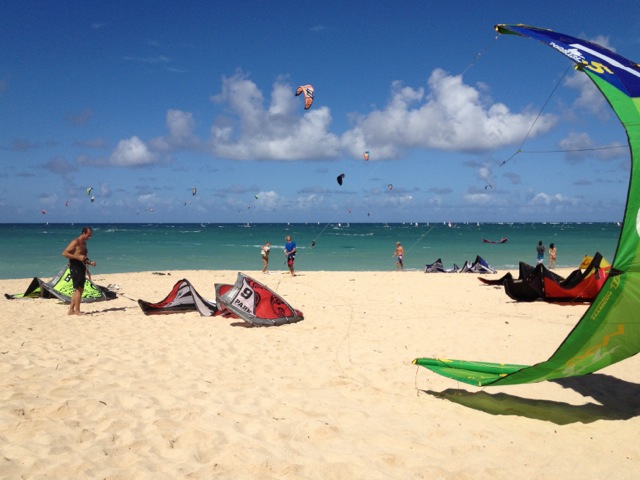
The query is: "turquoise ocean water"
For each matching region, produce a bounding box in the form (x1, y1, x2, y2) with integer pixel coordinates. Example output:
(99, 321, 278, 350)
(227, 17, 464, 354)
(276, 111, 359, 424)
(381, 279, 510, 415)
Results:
(0, 222, 621, 280)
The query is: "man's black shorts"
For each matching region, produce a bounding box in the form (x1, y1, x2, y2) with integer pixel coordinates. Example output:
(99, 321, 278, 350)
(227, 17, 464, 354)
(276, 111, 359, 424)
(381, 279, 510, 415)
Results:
(69, 259, 86, 289)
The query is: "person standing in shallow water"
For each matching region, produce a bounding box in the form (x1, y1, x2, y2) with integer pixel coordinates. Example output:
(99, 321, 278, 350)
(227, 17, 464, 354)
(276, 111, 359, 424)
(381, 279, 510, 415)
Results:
(536, 240, 545, 265)
(62, 226, 96, 315)
(548, 243, 557, 269)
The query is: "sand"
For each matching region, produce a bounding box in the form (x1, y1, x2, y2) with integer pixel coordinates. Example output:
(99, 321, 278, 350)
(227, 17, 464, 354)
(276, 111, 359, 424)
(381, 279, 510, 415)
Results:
(1, 268, 639, 479)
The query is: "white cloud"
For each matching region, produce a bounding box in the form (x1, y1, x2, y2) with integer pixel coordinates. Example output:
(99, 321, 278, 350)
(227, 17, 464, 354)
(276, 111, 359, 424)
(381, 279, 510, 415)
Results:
(375, 192, 415, 209)
(254, 190, 281, 210)
(477, 163, 493, 187)
(149, 109, 200, 153)
(108, 69, 560, 166)
(463, 192, 494, 205)
(341, 69, 557, 158)
(531, 192, 577, 206)
(109, 136, 156, 166)
(138, 193, 158, 205)
(209, 72, 341, 160)
(296, 193, 323, 210)
(166, 109, 196, 142)
(564, 72, 609, 119)
(588, 35, 614, 51)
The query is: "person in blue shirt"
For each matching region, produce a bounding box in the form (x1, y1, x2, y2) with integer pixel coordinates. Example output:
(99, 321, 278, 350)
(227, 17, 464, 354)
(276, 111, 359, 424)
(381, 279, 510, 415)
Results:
(284, 235, 297, 276)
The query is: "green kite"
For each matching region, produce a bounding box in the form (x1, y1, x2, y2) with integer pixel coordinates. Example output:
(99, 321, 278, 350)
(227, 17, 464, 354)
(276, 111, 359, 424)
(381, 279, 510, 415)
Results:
(5, 265, 116, 303)
(413, 24, 640, 386)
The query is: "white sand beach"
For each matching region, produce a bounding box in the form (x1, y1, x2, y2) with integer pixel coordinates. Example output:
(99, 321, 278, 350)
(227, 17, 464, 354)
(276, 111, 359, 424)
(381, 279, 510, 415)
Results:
(1, 268, 639, 479)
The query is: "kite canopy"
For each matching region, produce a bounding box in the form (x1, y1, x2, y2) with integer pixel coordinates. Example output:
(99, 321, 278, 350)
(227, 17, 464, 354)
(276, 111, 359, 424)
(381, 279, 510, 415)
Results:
(138, 279, 218, 316)
(503, 252, 610, 303)
(138, 273, 303, 326)
(5, 266, 116, 303)
(458, 256, 497, 274)
(414, 24, 640, 387)
(216, 272, 304, 326)
(482, 237, 507, 244)
(295, 84, 314, 109)
(424, 258, 459, 273)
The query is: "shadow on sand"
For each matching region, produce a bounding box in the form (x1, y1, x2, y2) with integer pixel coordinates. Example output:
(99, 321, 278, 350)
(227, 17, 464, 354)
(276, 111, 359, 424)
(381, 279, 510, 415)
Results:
(420, 373, 640, 425)
(86, 306, 129, 314)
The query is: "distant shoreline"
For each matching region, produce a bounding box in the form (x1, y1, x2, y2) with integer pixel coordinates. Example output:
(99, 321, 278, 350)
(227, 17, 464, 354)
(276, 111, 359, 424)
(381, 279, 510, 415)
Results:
(0, 222, 620, 280)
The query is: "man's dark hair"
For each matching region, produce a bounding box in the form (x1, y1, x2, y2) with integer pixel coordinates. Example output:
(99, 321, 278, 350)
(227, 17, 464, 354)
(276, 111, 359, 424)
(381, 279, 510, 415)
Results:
(82, 226, 92, 234)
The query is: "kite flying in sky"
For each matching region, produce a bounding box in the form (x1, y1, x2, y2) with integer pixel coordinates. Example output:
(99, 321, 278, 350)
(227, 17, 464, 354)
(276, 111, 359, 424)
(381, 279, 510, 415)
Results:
(295, 84, 314, 109)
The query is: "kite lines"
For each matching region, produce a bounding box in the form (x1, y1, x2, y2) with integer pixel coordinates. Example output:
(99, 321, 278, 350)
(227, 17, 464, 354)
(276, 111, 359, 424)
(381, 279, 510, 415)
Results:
(499, 64, 572, 168)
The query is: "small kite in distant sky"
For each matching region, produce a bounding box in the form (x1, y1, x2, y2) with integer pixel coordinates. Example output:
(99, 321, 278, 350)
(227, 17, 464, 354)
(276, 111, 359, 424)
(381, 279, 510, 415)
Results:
(90, 195, 95, 203)
(363, 151, 370, 161)
(337, 173, 345, 186)
(86, 187, 93, 196)
(295, 84, 314, 109)
(192, 187, 197, 196)
(41, 209, 46, 215)
(388, 183, 393, 190)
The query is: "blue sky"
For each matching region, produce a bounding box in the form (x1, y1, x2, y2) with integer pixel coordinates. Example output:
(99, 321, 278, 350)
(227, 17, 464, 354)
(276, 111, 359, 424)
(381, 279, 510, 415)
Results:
(2, 1, 639, 224)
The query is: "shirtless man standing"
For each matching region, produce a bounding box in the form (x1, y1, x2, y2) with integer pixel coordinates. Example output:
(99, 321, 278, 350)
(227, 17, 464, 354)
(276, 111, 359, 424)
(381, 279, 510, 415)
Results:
(61, 226, 96, 315)
(393, 241, 405, 271)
